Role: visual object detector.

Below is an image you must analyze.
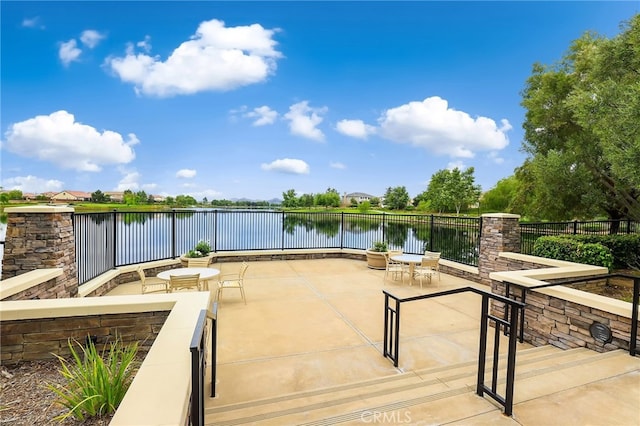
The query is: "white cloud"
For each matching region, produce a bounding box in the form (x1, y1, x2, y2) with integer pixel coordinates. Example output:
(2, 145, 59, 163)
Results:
(377, 96, 511, 158)
(261, 158, 310, 174)
(1, 175, 63, 193)
(447, 161, 466, 170)
(283, 101, 327, 142)
(136, 35, 152, 53)
(330, 162, 346, 169)
(80, 30, 105, 48)
(176, 169, 197, 178)
(106, 19, 282, 97)
(4, 110, 138, 172)
(245, 105, 278, 126)
(59, 39, 81, 66)
(22, 17, 44, 29)
(487, 151, 505, 164)
(186, 189, 223, 199)
(142, 183, 158, 191)
(115, 171, 140, 191)
(335, 119, 376, 139)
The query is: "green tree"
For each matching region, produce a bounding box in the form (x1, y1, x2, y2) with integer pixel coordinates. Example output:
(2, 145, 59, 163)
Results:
(135, 191, 148, 204)
(7, 190, 23, 200)
(520, 14, 640, 221)
(122, 189, 136, 205)
(422, 167, 481, 214)
(481, 176, 519, 213)
(370, 197, 380, 208)
(358, 200, 371, 212)
(323, 188, 341, 208)
(299, 193, 314, 208)
(175, 194, 197, 207)
(0, 193, 9, 204)
(165, 196, 175, 206)
(383, 186, 410, 210)
(91, 190, 108, 203)
(281, 189, 298, 208)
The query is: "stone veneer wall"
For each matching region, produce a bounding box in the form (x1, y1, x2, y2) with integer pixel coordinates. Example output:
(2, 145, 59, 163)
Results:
(0, 311, 170, 365)
(477, 213, 521, 285)
(2, 277, 59, 301)
(1, 206, 78, 297)
(491, 280, 638, 352)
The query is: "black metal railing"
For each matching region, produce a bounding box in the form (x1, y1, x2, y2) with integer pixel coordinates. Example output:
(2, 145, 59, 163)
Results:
(73, 210, 481, 285)
(502, 274, 639, 356)
(383, 288, 524, 416)
(520, 219, 638, 254)
(188, 301, 218, 425)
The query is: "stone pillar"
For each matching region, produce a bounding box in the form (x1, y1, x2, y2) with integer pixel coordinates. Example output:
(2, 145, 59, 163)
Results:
(478, 213, 521, 285)
(1, 205, 78, 297)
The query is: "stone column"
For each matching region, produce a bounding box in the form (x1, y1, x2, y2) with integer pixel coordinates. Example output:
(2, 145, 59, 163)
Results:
(1, 205, 78, 297)
(478, 213, 521, 285)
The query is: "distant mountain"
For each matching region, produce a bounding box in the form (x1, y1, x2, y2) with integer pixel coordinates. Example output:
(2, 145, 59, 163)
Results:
(230, 197, 282, 205)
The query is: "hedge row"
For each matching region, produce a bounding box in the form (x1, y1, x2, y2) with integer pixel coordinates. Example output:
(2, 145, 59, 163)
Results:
(532, 236, 614, 271)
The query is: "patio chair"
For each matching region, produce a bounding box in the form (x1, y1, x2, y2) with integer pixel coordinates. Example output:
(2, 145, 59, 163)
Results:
(216, 262, 249, 304)
(137, 266, 168, 294)
(384, 250, 406, 282)
(423, 251, 441, 280)
(413, 256, 440, 289)
(168, 273, 201, 292)
(187, 257, 211, 267)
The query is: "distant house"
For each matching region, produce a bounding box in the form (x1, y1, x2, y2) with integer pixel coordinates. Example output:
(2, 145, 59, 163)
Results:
(150, 194, 166, 203)
(50, 190, 92, 202)
(343, 192, 377, 205)
(38, 192, 57, 200)
(104, 191, 124, 202)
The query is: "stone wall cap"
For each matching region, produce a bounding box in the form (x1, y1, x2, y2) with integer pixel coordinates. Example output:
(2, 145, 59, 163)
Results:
(481, 213, 521, 219)
(4, 205, 75, 213)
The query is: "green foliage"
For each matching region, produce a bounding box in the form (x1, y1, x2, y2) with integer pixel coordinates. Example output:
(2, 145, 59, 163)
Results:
(532, 236, 614, 270)
(186, 239, 212, 258)
(565, 234, 640, 270)
(481, 176, 519, 213)
(358, 201, 371, 212)
(90, 190, 110, 203)
(520, 14, 640, 221)
(383, 186, 410, 210)
(47, 335, 139, 422)
(370, 241, 388, 252)
(282, 189, 298, 208)
(420, 167, 481, 214)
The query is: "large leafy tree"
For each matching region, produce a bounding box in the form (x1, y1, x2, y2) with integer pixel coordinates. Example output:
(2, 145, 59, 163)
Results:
(481, 176, 519, 213)
(383, 186, 410, 210)
(281, 189, 298, 208)
(520, 14, 640, 221)
(421, 167, 481, 214)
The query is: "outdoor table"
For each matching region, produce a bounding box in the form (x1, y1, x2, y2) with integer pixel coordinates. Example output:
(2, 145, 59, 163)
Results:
(390, 254, 424, 285)
(157, 267, 220, 291)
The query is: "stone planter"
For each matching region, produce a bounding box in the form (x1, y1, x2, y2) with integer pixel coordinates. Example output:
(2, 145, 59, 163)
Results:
(366, 249, 387, 269)
(179, 253, 216, 267)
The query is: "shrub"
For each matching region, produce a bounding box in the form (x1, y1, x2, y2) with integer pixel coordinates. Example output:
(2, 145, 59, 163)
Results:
(533, 236, 614, 271)
(186, 239, 212, 258)
(566, 234, 640, 270)
(47, 335, 139, 422)
(370, 241, 388, 252)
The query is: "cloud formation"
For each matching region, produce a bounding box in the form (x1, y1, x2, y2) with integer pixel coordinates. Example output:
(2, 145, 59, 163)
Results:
(335, 119, 376, 139)
(283, 101, 327, 142)
(377, 96, 511, 158)
(107, 19, 282, 97)
(261, 158, 310, 174)
(245, 106, 278, 126)
(1, 175, 63, 193)
(176, 169, 197, 178)
(22, 17, 44, 29)
(4, 110, 138, 172)
(80, 30, 105, 48)
(59, 39, 82, 66)
(330, 162, 346, 169)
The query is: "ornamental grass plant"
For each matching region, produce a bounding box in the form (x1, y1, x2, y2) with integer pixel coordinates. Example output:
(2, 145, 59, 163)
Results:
(46, 335, 139, 422)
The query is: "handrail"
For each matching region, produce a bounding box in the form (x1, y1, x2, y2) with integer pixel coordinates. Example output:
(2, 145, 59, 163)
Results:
(206, 301, 218, 397)
(383, 287, 525, 416)
(189, 309, 207, 426)
(504, 273, 639, 356)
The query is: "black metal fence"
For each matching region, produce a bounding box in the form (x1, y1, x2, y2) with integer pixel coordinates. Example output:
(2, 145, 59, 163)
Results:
(520, 219, 639, 254)
(73, 210, 481, 285)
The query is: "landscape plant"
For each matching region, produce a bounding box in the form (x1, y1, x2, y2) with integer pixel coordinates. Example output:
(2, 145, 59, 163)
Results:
(47, 335, 139, 422)
(185, 239, 212, 258)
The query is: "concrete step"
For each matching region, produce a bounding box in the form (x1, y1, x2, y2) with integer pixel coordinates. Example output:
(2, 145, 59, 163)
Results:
(204, 345, 640, 425)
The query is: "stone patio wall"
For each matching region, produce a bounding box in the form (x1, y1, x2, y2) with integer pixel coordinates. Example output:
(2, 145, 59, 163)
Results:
(0, 311, 169, 365)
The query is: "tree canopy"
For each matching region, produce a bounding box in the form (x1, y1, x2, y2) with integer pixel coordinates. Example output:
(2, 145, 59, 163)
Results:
(419, 167, 481, 214)
(519, 14, 640, 221)
(383, 186, 410, 210)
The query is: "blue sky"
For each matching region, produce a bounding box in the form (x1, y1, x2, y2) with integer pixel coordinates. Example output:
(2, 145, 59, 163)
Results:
(2, 1, 638, 201)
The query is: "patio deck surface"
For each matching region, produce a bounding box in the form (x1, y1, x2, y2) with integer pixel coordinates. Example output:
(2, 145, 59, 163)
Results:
(108, 258, 640, 425)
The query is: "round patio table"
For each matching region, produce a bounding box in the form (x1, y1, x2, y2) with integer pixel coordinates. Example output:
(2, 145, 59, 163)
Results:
(157, 267, 220, 291)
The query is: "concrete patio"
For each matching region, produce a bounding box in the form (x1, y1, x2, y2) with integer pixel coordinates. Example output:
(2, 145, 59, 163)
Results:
(107, 258, 640, 425)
